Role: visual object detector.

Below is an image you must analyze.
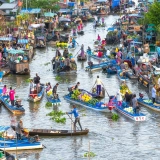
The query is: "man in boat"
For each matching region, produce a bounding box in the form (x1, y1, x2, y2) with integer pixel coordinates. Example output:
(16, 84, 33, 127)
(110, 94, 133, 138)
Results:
(52, 83, 59, 99)
(132, 94, 139, 114)
(93, 76, 103, 96)
(152, 85, 156, 104)
(16, 120, 23, 140)
(80, 44, 85, 58)
(9, 87, 15, 106)
(72, 38, 78, 48)
(63, 56, 71, 71)
(124, 92, 132, 105)
(66, 105, 82, 132)
(63, 48, 69, 57)
(30, 79, 34, 94)
(34, 73, 40, 93)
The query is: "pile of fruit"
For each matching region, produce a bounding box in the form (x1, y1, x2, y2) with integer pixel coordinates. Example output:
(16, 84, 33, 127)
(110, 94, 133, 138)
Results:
(71, 89, 99, 105)
(56, 42, 68, 48)
(143, 99, 152, 104)
(124, 107, 134, 113)
(120, 84, 132, 96)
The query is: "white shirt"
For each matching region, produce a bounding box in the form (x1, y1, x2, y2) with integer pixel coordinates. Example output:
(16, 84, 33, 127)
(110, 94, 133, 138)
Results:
(106, 50, 110, 56)
(117, 91, 122, 101)
(96, 78, 102, 85)
(152, 87, 156, 98)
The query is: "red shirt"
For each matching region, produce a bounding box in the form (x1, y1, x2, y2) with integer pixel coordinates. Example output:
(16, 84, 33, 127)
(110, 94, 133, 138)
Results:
(9, 90, 15, 101)
(98, 51, 102, 57)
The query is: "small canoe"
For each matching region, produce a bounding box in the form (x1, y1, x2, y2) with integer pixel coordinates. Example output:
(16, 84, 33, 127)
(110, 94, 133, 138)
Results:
(46, 95, 61, 106)
(0, 94, 25, 114)
(138, 73, 150, 87)
(137, 98, 160, 112)
(28, 84, 45, 102)
(88, 54, 107, 61)
(117, 70, 129, 81)
(64, 94, 111, 112)
(126, 70, 138, 80)
(28, 128, 89, 136)
(58, 70, 77, 75)
(85, 62, 109, 72)
(77, 54, 87, 61)
(112, 99, 146, 121)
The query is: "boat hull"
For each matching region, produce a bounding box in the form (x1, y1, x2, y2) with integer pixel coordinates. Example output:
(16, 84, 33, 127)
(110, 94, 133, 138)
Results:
(64, 95, 110, 112)
(28, 129, 89, 136)
(46, 95, 61, 105)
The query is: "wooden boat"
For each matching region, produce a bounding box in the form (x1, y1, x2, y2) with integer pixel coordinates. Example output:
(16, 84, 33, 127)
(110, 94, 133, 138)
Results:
(91, 88, 105, 98)
(102, 64, 120, 74)
(64, 94, 111, 112)
(28, 128, 89, 136)
(137, 98, 160, 112)
(0, 149, 16, 159)
(28, 84, 45, 102)
(87, 52, 108, 61)
(8, 50, 30, 75)
(111, 99, 146, 121)
(77, 54, 87, 61)
(85, 61, 109, 72)
(138, 72, 151, 87)
(46, 95, 61, 106)
(36, 36, 46, 48)
(117, 70, 129, 81)
(0, 90, 25, 114)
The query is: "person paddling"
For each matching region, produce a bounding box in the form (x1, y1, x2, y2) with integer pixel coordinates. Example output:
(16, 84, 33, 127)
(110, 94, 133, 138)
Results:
(9, 87, 15, 106)
(93, 76, 103, 96)
(52, 83, 59, 99)
(66, 105, 82, 132)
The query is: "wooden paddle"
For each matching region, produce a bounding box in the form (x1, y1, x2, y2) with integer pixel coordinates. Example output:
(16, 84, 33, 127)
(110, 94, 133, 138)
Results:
(74, 49, 81, 58)
(67, 114, 79, 130)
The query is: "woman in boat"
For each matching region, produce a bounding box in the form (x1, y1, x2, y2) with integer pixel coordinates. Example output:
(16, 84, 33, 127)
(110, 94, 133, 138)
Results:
(97, 34, 101, 42)
(55, 49, 61, 57)
(80, 44, 85, 58)
(9, 87, 15, 106)
(63, 48, 69, 57)
(52, 83, 59, 99)
(73, 27, 77, 36)
(116, 89, 122, 106)
(34, 73, 40, 93)
(46, 82, 52, 93)
(2, 85, 8, 96)
(132, 94, 139, 114)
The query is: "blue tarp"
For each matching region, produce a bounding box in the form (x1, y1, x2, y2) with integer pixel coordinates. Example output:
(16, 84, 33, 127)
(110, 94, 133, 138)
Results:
(112, 0, 120, 8)
(58, 9, 71, 13)
(0, 37, 12, 41)
(0, 126, 10, 132)
(107, 27, 115, 31)
(8, 50, 25, 54)
(68, 2, 75, 7)
(18, 39, 28, 44)
(20, 8, 41, 14)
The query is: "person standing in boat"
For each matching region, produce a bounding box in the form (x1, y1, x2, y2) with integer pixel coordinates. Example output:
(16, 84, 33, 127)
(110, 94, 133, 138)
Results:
(2, 85, 8, 96)
(80, 44, 85, 58)
(63, 48, 69, 57)
(66, 105, 83, 132)
(9, 87, 15, 106)
(132, 94, 139, 114)
(72, 38, 78, 48)
(52, 83, 59, 99)
(34, 73, 40, 93)
(46, 82, 52, 93)
(16, 120, 23, 140)
(152, 85, 156, 104)
(30, 79, 34, 94)
(93, 76, 103, 96)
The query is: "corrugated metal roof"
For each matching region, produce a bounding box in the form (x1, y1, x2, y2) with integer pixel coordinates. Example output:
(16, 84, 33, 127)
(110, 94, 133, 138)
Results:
(0, 3, 17, 9)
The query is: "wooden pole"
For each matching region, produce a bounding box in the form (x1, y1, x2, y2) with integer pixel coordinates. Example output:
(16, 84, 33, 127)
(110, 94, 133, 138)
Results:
(88, 140, 90, 160)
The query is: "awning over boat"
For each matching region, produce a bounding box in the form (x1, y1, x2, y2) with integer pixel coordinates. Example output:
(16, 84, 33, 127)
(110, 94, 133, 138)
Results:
(97, 0, 107, 3)
(8, 50, 25, 54)
(58, 9, 71, 13)
(59, 17, 71, 22)
(68, 2, 75, 7)
(30, 23, 45, 28)
(20, 8, 41, 14)
(18, 39, 28, 44)
(44, 12, 57, 17)
(0, 126, 10, 132)
(36, 36, 45, 40)
(0, 37, 12, 41)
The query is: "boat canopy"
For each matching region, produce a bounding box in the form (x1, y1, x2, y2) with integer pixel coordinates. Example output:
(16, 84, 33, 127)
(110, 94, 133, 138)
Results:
(8, 50, 25, 55)
(0, 37, 12, 41)
(30, 23, 45, 28)
(107, 27, 116, 31)
(44, 12, 57, 17)
(59, 17, 71, 22)
(0, 126, 10, 132)
(20, 8, 41, 14)
(36, 36, 45, 40)
(97, 0, 108, 3)
(58, 9, 71, 13)
(18, 39, 28, 44)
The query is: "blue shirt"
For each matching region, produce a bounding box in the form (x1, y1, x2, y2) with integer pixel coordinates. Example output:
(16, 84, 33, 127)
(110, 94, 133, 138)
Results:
(68, 108, 79, 118)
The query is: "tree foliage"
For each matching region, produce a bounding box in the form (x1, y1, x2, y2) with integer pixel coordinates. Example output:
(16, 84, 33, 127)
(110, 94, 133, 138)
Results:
(23, 0, 60, 12)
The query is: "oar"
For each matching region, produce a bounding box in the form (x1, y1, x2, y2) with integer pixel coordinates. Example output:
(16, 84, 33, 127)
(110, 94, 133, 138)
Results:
(67, 114, 79, 130)
(74, 49, 81, 58)
(101, 83, 110, 97)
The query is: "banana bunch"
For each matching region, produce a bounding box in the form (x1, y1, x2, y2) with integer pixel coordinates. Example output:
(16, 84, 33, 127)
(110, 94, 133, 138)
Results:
(56, 42, 68, 48)
(81, 93, 92, 102)
(120, 84, 132, 96)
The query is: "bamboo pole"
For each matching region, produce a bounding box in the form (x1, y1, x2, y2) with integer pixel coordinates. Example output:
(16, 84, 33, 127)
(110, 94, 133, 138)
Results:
(88, 140, 90, 160)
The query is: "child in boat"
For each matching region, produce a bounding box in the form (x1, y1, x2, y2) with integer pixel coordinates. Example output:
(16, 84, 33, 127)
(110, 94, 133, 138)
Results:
(2, 85, 8, 96)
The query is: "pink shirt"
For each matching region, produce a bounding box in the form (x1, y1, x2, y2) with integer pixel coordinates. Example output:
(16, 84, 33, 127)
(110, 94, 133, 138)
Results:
(9, 90, 15, 100)
(2, 87, 7, 94)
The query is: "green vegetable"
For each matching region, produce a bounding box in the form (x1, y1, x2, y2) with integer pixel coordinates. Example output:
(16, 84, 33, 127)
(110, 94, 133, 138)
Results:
(25, 78, 31, 83)
(45, 102, 52, 108)
(84, 152, 96, 157)
(112, 113, 119, 121)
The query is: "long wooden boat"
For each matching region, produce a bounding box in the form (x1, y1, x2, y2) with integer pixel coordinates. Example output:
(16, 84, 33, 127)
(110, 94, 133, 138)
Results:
(138, 73, 150, 87)
(77, 54, 87, 61)
(64, 94, 111, 112)
(90, 88, 105, 98)
(0, 91, 25, 114)
(77, 30, 84, 35)
(28, 84, 45, 102)
(111, 99, 146, 121)
(46, 95, 61, 106)
(28, 128, 89, 136)
(137, 98, 160, 112)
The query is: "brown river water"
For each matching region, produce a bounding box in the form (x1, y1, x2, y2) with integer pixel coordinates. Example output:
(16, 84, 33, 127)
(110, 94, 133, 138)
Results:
(1, 15, 160, 160)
